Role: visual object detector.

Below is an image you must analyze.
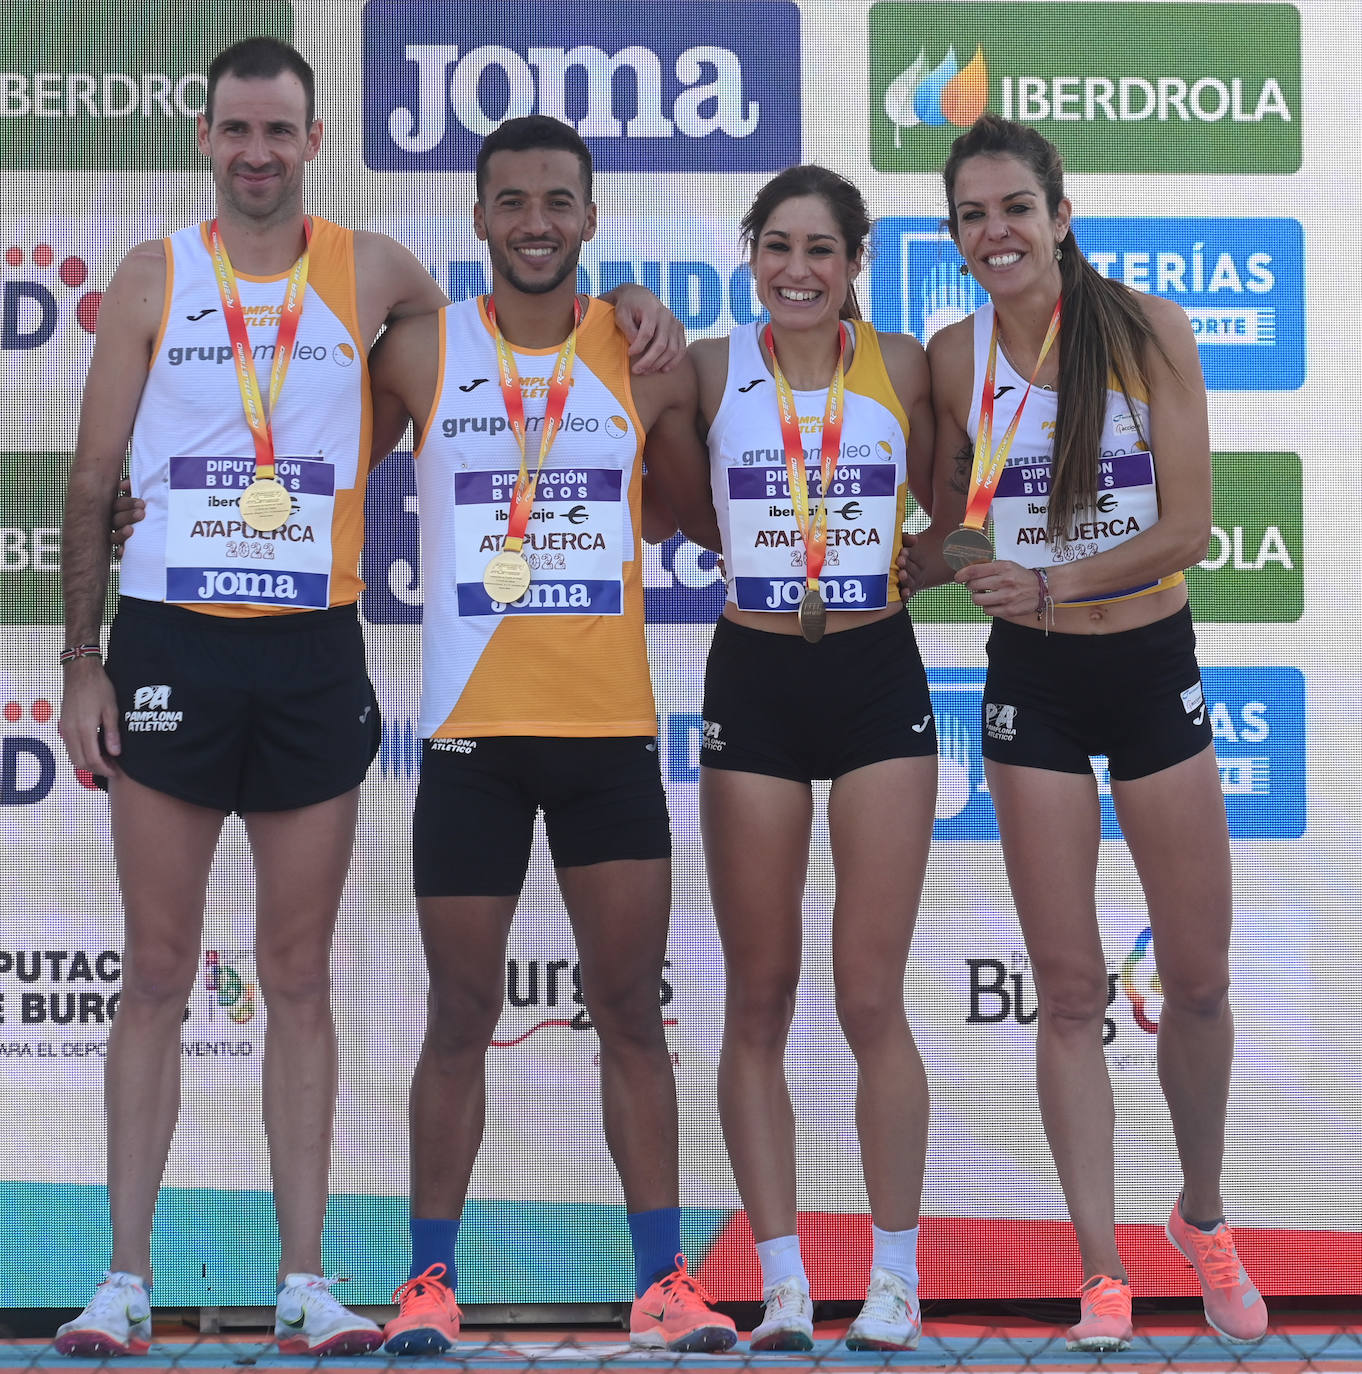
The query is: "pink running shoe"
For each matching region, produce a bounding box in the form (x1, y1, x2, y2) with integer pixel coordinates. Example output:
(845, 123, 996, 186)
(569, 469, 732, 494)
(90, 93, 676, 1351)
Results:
(1065, 1274, 1133, 1351)
(630, 1255, 737, 1352)
(1166, 1200, 1268, 1343)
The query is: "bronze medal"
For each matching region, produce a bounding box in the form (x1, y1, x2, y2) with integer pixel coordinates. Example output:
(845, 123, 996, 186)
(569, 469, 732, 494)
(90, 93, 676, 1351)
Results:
(942, 525, 995, 573)
(238, 477, 292, 533)
(798, 586, 827, 643)
(483, 549, 532, 604)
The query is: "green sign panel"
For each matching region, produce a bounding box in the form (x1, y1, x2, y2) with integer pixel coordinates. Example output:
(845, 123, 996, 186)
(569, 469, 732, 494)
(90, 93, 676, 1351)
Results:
(910, 452, 1302, 623)
(1186, 450, 1302, 622)
(0, 454, 120, 625)
(0, 3, 293, 170)
(869, 3, 1301, 173)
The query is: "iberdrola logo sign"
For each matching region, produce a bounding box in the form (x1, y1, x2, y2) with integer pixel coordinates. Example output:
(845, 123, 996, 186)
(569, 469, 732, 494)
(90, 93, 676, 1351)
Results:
(869, 2, 1301, 173)
(882, 44, 989, 141)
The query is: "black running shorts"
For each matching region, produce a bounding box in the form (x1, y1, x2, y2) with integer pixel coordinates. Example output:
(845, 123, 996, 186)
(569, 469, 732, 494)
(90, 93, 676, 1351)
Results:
(699, 611, 938, 783)
(102, 596, 380, 812)
(981, 604, 1213, 781)
(412, 735, 672, 897)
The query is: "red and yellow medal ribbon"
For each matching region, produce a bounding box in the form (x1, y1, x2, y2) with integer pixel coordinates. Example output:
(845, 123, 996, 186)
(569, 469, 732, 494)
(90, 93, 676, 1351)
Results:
(963, 298, 1062, 530)
(487, 295, 583, 554)
(208, 218, 312, 481)
(765, 322, 848, 592)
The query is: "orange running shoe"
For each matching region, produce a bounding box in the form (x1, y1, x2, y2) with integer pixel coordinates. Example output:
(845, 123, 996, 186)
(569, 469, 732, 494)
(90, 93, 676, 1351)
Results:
(1065, 1274, 1133, 1351)
(383, 1263, 461, 1356)
(630, 1255, 737, 1352)
(1166, 1201, 1268, 1344)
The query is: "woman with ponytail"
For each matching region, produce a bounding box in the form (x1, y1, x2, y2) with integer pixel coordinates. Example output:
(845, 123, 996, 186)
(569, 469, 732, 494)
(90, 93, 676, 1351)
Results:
(687, 166, 937, 1352)
(912, 114, 1266, 1351)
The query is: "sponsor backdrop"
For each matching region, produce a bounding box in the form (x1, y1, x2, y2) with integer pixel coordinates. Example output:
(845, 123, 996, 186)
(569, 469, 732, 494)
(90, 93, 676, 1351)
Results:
(0, 0, 1357, 1311)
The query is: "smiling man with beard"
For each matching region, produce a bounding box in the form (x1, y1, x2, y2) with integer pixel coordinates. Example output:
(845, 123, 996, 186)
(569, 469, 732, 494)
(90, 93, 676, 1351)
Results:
(367, 116, 732, 1358)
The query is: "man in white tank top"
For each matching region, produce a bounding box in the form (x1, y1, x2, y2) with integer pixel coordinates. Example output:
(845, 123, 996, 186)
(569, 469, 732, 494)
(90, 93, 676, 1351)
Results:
(54, 38, 450, 1359)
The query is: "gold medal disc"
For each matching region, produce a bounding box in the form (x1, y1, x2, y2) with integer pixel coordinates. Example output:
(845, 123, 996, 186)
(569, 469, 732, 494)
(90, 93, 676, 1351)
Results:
(942, 525, 995, 573)
(483, 549, 532, 604)
(798, 586, 827, 644)
(239, 477, 292, 533)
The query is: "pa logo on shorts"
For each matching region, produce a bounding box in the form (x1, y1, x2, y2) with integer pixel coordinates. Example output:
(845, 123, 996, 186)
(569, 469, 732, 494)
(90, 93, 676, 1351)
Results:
(133, 685, 171, 711)
(126, 685, 183, 733)
(701, 720, 725, 752)
(985, 702, 1018, 743)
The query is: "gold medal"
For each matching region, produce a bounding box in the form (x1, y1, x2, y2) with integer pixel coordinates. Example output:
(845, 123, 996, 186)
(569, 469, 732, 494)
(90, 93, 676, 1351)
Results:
(942, 525, 995, 573)
(483, 549, 532, 604)
(798, 586, 827, 643)
(239, 477, 292, 533)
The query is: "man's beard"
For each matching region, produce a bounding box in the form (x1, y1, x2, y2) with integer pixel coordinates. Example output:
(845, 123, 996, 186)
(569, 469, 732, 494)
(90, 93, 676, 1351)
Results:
(215, 162, 302, 226)
(488, 240, 581, 295)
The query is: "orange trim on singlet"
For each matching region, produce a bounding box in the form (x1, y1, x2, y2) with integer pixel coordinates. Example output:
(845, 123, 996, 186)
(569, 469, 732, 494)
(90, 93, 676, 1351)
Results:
(412, 308, 448, 463)
(148, 239, 174, 367)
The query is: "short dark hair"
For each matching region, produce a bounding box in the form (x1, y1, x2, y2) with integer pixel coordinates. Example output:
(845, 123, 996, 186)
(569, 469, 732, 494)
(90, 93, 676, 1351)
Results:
(476, 116, 593, 203)
(205, 37, 316, 128)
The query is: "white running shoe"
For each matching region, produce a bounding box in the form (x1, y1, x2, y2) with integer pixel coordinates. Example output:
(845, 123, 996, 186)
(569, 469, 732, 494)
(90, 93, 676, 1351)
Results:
(274, 1272, 384, 1356)
(845, 1267, 921, 1351)
(54, 1271, 152, 1356)
(750, 1276, 814, 1351)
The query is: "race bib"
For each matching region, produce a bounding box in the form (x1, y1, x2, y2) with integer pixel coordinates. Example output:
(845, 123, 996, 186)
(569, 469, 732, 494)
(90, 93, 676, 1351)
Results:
(452, 466, 625, 616)
(992, 450, 1160, 587)
(164, 454, 335, 608)
(725, 461, 897, 612)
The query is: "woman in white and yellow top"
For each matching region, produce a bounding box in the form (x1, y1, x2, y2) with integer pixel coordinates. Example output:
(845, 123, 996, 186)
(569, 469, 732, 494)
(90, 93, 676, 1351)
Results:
(913, 113, 1267, 1352)
(688, 166, 936, 1353)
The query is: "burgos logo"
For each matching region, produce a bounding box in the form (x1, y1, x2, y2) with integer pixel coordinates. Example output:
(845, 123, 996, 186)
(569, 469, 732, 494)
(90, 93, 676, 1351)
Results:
(1120, 928, 1160, 1035)
(869, 3, 1301, 173)
(495, 956, 675, 1048)
(362, 0, 800, 172)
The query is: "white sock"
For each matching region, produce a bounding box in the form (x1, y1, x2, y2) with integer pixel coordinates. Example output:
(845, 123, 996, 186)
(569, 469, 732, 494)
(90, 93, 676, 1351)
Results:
(756, 1234, 808, 1295)
(871, 1223, 920, 1298)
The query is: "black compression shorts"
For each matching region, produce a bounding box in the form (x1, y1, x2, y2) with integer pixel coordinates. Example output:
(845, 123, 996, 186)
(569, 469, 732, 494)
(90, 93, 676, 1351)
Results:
(412, 735, 672, 897)
(981, 604, 1213, 781)
(699, 611, 938, 782)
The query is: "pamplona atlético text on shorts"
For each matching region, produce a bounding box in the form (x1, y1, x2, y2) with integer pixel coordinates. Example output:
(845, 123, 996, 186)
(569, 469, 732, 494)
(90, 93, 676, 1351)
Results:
(706, 321, 913, 614)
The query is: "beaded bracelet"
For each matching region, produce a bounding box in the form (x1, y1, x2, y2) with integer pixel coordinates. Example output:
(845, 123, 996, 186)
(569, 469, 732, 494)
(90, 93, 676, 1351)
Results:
(58, 643, 102, 665)
(1033, 567, 1054, 633)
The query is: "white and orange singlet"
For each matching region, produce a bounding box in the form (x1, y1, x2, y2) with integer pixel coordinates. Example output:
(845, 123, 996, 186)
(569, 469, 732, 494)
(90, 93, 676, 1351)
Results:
(119, 217, 371, 616)
(415, 296, 655, 741)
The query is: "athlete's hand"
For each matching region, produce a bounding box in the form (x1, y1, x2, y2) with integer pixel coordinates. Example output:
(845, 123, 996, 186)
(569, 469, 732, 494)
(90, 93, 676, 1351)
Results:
(957, 559, 1040, 619)
(896, 535, 926, 599)
(609, 284, 686, 374)
(111, 477, 145, 555)
(58, 659, 123, 777)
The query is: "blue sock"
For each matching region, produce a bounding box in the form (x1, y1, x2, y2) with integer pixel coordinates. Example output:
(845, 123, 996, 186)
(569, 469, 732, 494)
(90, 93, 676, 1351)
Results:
(410, 1216, 460, 1288)
(628, 1207, 681, 1297)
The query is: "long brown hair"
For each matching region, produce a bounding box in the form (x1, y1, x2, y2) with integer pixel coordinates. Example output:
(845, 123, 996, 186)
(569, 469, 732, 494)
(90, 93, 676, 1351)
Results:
(740, 164, 869, 321)
(943, 114, 1174, 543)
